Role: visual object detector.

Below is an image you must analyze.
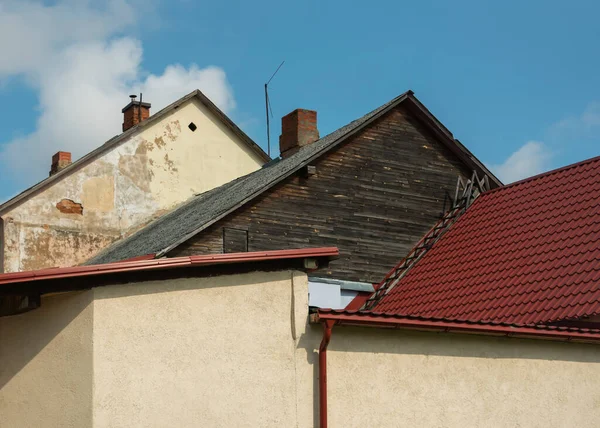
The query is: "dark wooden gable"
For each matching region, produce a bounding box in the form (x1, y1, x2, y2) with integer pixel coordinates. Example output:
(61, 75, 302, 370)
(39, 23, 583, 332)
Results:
(168, 104, 473, 283)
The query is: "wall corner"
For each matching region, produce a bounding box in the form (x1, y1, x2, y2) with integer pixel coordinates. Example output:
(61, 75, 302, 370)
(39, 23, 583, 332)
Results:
(0, 216, 4, 273)
(291, 270, 310, 341)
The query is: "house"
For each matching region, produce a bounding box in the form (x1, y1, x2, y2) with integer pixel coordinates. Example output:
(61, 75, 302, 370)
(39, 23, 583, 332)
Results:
(87, 91, 501, 289)
(0, 248, 339, 428)
(0, 90, 269, 274)
(2, 157, 600, 427)
(315, 155, 600, 427)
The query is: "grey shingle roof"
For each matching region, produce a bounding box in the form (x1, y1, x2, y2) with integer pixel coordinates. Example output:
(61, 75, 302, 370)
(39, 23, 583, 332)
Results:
(87, 90, 501, 265)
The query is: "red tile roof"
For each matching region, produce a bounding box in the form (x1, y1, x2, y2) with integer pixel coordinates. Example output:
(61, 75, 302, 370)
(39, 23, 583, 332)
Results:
(371, 156, 600, 325)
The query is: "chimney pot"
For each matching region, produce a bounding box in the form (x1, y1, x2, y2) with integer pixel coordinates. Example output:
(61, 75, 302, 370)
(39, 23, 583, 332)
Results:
(50, 151, 72, 176)
(279, 109, 319, 158)
(122, 97, 151, 132)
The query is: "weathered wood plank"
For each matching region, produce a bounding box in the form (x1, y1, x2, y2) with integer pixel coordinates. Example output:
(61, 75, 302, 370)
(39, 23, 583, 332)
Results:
(169, 105, 472, 283)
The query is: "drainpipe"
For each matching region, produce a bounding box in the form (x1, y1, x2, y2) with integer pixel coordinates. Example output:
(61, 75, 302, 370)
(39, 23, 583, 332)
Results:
(319, 319, 335, 428)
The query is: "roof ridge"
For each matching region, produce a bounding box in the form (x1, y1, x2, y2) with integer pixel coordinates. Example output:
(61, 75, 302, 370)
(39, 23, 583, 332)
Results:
(481, 154, 600, 197)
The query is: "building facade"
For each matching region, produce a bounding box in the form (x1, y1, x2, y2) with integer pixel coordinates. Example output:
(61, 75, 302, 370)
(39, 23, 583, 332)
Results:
(1, 253, 599, 427)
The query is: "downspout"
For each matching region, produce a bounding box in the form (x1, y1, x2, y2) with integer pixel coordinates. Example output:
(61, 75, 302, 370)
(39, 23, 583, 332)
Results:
(319, 319, 335, 428)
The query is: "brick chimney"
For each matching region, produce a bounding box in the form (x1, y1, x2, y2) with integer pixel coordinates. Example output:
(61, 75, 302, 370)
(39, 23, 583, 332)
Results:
(279, 109, 319, 158)
(50, 151, 71, 176)
(122, 95, 151, 132)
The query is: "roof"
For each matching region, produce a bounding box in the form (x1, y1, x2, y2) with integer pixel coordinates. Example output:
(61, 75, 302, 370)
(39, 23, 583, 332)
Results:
(0, 89, 270, 215)
(364, 155, 600, 327)
(87, 90, 502, 265)
(0, 247, 338, 296)
(316, 309, 600, 343)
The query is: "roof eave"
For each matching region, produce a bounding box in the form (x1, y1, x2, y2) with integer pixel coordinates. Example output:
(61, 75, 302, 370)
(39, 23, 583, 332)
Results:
(0, 247, 339, 297)
(316, 311, 600, 344)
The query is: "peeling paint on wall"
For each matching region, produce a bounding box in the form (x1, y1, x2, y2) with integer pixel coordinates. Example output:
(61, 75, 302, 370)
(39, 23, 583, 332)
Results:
(56, 199, 83, 215)
(0, 98, 264, 272)
(82, 176, 115, 213)
(20, 227, 118, 272)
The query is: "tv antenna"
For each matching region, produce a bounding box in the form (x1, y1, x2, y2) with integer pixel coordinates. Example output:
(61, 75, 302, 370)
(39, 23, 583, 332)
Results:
(264, 61, 285, 157)
(138, 92, 143, 123)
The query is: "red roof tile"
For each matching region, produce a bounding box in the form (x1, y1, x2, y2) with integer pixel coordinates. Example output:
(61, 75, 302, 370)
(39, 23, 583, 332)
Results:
(371, 156, 600, 325)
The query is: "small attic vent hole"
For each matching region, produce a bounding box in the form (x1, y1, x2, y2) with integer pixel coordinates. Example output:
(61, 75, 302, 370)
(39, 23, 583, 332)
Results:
(188, 122, 197, 132)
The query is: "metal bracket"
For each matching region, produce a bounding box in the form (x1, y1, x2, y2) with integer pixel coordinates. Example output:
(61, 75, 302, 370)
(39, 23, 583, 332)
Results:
(364, 171, 490, 310)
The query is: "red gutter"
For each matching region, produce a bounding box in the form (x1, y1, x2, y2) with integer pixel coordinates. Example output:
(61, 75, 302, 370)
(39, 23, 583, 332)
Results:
(319, 319, 335, 428)
(0, 247, 339, 286)
(317, 311, 600, 343)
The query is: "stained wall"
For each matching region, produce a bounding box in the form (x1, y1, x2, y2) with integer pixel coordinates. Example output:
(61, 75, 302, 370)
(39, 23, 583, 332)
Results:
(1, 98, 264, 272)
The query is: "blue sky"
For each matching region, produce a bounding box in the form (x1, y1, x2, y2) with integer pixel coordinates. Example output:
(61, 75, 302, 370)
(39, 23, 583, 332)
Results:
(1, 0, 600, 201)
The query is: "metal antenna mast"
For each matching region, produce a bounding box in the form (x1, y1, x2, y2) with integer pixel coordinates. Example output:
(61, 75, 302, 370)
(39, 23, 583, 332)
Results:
(138, 92, 143, 123)
(264, 61, 285, 157)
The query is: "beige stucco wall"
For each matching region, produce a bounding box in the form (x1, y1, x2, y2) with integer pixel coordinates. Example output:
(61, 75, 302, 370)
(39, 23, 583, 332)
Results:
(324, 327, 600, 427)
(0, 291, 93, 428)
(92, 270, 307, 428)
(0, 270, 306, 428)
(1, 97, 264, 272)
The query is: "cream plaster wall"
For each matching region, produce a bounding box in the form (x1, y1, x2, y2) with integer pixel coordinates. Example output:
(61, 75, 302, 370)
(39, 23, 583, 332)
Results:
(92, 270, 308, 428)
(0, 291, 93, 428)
(1, 97, 264, 272)
(324, 327, 600, 428)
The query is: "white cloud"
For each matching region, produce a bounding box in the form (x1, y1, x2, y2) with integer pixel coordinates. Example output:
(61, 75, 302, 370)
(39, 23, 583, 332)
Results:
(0, 0, 235, 190)
(141, 65, 235, 114)
(489, 101, 600, 185)
(489, 141, 553, 184)
(549, 102, 600, 139)
(0, 0, 135, 77)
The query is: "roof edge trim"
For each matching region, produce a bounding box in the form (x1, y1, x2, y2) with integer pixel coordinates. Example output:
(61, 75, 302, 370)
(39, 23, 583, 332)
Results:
(317, 310, 600, 343)
(0, 247, 339, 287)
